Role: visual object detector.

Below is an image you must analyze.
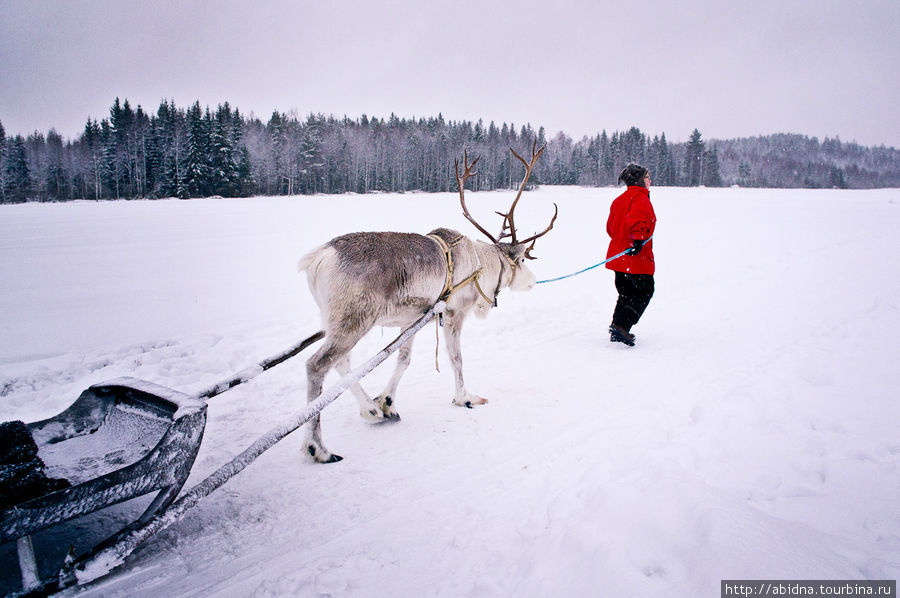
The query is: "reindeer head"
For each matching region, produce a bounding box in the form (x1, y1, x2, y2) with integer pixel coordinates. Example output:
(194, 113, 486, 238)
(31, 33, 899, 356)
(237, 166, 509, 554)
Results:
(455, 141, 557, 291)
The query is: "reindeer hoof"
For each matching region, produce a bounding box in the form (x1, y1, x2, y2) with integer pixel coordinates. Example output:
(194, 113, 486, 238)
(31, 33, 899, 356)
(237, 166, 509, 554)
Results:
(375, 395, 400, 421)
(372, 411, 400, 424)
(361, 408, 386, 423)
(308, 445, 343, 463)
(453, 396, 488, 408)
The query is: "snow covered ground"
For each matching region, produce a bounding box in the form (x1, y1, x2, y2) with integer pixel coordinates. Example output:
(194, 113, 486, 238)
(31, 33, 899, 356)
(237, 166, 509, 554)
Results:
(1, 186, 898, 597)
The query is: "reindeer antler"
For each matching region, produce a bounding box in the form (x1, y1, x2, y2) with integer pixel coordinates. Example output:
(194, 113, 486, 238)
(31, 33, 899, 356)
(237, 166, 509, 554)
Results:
(456, 142, 555, 256)
(456, 151, 499, 244)
(519, 203, 558, 259)
(501, 141, 546, 244)
(503, 141, 556, 258)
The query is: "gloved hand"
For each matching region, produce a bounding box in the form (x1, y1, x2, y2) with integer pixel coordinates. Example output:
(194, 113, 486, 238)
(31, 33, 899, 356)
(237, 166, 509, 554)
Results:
(625, 239, 644, 255)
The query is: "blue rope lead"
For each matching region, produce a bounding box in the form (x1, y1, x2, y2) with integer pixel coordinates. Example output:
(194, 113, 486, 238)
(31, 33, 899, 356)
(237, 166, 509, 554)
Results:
(536, 235, 653, 285)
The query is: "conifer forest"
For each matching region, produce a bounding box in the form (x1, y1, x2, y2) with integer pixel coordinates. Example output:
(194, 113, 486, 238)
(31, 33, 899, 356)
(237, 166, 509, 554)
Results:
(1, 97, 898, 203)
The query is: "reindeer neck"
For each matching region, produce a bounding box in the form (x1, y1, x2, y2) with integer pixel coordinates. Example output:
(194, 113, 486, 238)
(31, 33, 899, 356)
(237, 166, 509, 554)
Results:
(475, 242, 515, 294)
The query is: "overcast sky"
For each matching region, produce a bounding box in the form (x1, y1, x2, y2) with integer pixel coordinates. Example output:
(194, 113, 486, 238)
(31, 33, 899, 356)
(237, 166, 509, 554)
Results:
(2, 0, 898, 147)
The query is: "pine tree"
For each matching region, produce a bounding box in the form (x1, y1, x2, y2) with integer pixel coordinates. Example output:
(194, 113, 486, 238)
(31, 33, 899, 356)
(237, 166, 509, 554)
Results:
(79, 119, 102, 199)
(154, 99, 184, 198)
(46, 129, 67, 200)
(829, 166, 847, 189)
(210, 103, 238, 195)
(184, 102, 209, 197)
(685, 129, 704, 186)
(738, 162, 752, 186)
(268, 111, 288, 194)
(118, 99, 136, 197)
(230, 108, 255, 196)
(0, 120, 7, 203)
(143, 112, 162, 197)
(133, 104, 150, 198)
(4, 135, 31, 203)
(622, 127, 645, 166)
(25, 132, 47, 201)
(599, 130, 613, 184)
(106, 97, 136, 198)
(100, 119, 119, 199)
(656, 133, 672, 186)
(701, 147, 722, 187)
(298, 114, 324, 193)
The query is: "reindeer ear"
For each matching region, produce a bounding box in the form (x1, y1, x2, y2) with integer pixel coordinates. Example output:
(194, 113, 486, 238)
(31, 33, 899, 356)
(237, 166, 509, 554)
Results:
(508, 243, 528, 261)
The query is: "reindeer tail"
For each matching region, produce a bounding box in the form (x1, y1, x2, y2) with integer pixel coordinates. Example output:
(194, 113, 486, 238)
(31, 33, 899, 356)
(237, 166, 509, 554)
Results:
(298, 245, 328, 273)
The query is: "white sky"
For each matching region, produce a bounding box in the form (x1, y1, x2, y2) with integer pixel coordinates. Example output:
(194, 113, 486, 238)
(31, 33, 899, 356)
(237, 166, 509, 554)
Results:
(1, 0, 898, 147)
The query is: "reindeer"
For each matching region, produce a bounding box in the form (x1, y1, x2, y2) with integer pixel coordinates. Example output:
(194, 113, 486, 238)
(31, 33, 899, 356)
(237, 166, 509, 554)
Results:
(297, 143, 556, 462)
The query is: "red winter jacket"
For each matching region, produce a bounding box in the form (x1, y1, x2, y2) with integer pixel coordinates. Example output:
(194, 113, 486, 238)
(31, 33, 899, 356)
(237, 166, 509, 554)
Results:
(605, 185, 656, 275)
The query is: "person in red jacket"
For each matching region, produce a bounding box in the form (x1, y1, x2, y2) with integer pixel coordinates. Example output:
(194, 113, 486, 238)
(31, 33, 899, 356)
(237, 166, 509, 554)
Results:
(606, 163, 656, 346)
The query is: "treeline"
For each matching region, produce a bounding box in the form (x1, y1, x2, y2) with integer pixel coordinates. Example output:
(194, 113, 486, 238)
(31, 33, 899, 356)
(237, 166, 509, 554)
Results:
(713, 134, 900, 189)
(2, 97, 899, 203)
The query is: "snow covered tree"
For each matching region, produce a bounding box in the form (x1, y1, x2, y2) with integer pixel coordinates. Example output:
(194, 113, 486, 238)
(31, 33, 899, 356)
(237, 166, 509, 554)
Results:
(654, 133, 676, 186)
(4, 96, 900, 198)
(4, 135, 30, 203)
(685, 128, 704, 186)
(45, 128, 68, 200)
(701, 146, 722, 187)
(268, 111, 290, 194)
(132, 104, 150, 198)
(621, 127, 646, 167)
(183, 102, 210, 197)
(80, 119, 103, 199)
(105, 97, 137, 198)
(738, 162, 752, 186)
(599, 130, 614, 184)
(209, 103, 239, 196)
(25, 131, 47, 201)
(0, 120, 6, 203)
(153, 99, 185, 198)
(829, 166, 847, 189)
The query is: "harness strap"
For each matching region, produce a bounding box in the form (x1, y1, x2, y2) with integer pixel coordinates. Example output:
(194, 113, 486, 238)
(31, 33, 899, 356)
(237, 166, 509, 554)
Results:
(427, 234, 461, 301)
(427, 233, 490, 371)
(427, 234, 454, 300)
(472, 275, 496, 307)
(488, 251, 518, 308)
(430, 267, 487, 372)
(427, 233, 479, 302)
(452, 267, 487, 300)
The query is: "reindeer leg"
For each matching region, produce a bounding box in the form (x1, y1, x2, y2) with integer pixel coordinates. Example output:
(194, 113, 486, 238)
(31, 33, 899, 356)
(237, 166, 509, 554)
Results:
(444, 312, 488, 408)
(374, 336, 415, 421)
(304, 343, 342, 463)
(334, 354, 388, 423)
(304, 339, 357, 463)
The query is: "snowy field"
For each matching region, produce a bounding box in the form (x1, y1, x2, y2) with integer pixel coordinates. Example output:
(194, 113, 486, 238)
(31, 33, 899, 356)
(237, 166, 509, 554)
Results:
(1, 186, 898, 597)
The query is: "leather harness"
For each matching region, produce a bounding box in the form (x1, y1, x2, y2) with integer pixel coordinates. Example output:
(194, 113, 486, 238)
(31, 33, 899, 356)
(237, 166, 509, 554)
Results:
(426, 232, 519, 372)
(427, 233, 506, 307)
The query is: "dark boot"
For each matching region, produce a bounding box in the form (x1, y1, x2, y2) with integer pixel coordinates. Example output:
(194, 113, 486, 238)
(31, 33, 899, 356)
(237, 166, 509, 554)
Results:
(609, 324, 635, 346)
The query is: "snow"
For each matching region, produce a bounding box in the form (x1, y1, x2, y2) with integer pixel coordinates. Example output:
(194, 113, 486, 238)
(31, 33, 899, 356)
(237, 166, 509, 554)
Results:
(1, 186, 898, 596)
(37, 404, 169, 485)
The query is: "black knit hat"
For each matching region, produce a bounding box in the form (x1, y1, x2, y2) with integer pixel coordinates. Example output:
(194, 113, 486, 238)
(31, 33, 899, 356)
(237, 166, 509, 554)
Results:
(618, 163, 648, 187)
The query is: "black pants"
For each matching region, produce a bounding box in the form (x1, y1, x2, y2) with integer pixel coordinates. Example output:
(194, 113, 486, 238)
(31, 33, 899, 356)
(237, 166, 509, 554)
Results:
(612, 272, 654, 332)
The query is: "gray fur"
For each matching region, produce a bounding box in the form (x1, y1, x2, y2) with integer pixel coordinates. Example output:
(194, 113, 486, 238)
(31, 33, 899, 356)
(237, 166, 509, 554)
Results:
(298, 228, 538, 463)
